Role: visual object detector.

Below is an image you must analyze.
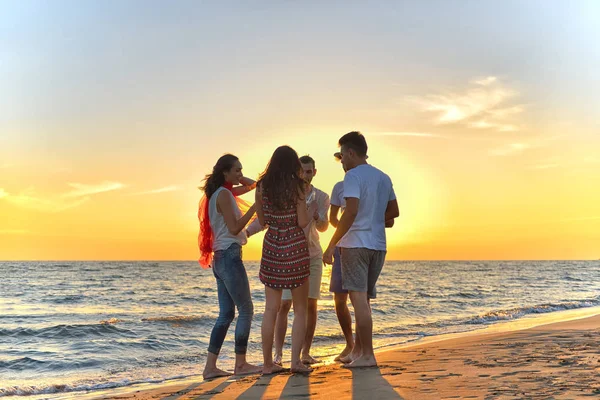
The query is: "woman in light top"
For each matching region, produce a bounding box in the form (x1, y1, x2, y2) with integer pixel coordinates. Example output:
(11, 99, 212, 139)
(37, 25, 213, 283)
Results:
(198, 154, 262, 379)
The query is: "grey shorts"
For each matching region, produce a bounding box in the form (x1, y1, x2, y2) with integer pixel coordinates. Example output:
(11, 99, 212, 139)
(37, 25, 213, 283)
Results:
(340, 247, 386, 299)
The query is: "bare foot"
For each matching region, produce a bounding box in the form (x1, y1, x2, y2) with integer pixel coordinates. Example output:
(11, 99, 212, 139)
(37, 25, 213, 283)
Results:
(334, 346, 353, 362)
(339, 352, 359, 364)
(291, 361, 313, 374)
(273, 353, 283, 366)
(234, 362, 263, 376)
(301, 354, 319, 365)
(262, 363, 285, 375)
(203, 367, 232, 380)
(342, 355, 378, 369)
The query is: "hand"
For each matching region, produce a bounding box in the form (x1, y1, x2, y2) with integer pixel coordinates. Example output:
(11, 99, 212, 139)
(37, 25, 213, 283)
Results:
(240, 176, 257, 190)
(323, 247, 335, 265)
(313, 210, 319, 221)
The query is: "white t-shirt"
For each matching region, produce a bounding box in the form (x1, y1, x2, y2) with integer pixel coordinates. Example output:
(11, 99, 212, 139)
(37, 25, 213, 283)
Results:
(338, 164, 396, 251)
(330, 181, 346, 210)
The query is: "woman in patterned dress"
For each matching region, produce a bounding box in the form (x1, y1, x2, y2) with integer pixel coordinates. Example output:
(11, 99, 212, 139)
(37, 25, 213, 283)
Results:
(256, 145, 312, 374)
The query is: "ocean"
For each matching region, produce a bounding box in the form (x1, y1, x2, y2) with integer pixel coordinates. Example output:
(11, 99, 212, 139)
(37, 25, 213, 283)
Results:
(1, 260, 599, 398)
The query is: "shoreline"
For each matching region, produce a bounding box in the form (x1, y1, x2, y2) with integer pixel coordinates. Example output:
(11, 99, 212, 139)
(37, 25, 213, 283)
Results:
(47, 305, 600, 400)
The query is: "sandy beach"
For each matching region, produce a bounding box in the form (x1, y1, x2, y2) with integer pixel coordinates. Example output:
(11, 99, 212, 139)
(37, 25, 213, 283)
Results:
(86, 311, 600, 399)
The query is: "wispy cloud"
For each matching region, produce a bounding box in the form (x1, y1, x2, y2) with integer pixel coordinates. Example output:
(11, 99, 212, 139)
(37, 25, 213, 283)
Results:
(469, 119, 518, 132)
(62, 181, 126, 198)
(473, 76, 498, 86)
(491, 135, 566, 159)
(0, 188, 89, 212)
(489, 143, 532, 156)
(415, 76, 524, 132)
(1, 181, 126, 213)
(528, 163, 560, 170)
(128, 185, 180, 196)
(372, 132, 445, 138)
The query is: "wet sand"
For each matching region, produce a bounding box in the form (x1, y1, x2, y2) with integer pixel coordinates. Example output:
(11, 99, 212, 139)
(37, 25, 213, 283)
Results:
(92, 313, 600, 399)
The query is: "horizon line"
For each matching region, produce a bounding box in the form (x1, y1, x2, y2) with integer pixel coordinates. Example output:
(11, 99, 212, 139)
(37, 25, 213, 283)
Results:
(0, 259, 597, 263)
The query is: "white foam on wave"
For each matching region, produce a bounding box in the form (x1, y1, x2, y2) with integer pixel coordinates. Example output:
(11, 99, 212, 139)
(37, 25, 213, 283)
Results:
(0, 373, 196, 398)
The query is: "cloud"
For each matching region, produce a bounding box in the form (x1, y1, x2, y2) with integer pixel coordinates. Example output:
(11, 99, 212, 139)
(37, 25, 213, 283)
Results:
(416, 77, 524, 132)
(128, 185, 179, 196)
(469, 120, 518, 132)
(372, 132, 445, 138)
(489, 143, 532, 156)
(62, 181, 126, 198)
(473, 76, 498, 86)
(0, 181, 126, 212)
(529, 163, 560, 170)
(0, 188, 89, 212)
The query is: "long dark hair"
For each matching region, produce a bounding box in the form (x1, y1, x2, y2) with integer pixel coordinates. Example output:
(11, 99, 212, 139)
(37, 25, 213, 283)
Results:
(258, 146, 305, 210)
(201, 154, 239, 199)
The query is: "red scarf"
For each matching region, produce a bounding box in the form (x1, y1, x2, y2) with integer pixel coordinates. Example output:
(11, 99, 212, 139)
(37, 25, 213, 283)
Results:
(198, 183, 254, 268)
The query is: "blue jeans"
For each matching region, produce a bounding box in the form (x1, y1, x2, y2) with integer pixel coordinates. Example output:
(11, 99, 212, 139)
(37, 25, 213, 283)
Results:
(208, 243, 254, 355)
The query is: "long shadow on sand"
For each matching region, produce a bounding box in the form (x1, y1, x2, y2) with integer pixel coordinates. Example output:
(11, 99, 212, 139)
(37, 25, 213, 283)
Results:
(236, 373, 279, 400)
(161, 381, 205, 400)
(161, 376, 235, 400)
(351, 367, 403, 399)
(279, 372, 311, 398)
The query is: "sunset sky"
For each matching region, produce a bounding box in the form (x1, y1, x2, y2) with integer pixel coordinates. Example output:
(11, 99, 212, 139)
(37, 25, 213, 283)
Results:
(1, 1, 599, 260)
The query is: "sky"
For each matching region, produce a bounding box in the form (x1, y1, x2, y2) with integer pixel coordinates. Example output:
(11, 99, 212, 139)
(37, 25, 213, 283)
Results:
(1, 1, 599, 260)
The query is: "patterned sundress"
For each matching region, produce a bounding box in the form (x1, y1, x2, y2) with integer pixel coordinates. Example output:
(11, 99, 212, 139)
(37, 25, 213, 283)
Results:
(259, 193, 310, 289)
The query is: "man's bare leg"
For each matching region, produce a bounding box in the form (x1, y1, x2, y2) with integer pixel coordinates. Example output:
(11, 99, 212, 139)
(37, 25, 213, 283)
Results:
(333, 293, 354, 361)
(343, 291, 377, 368)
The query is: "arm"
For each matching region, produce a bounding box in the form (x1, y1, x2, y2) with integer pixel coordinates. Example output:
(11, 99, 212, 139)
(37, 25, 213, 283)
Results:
(385, 199, 399, 221)
(385, 219, 394, 228)
(246, 218, 266, 237)
(329, 205, 341, 228)
(255, 184, 265, 227)
(297, 189, 310, 229)
(315, 194, 330, 232)
(326, 197, 359, 252)
(218, 191, 256, 235)
(231, 177, 257, 197)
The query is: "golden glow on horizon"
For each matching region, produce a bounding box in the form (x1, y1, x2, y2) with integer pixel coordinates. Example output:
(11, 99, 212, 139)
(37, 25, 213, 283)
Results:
(2, 123, 599, 261)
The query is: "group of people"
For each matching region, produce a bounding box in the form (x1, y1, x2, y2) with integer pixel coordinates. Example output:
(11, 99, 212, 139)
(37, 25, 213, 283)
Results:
(197, 131, 399, 379)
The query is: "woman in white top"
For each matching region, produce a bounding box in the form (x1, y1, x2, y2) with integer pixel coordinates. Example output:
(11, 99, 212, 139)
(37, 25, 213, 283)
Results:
(198, 154, 262, 379)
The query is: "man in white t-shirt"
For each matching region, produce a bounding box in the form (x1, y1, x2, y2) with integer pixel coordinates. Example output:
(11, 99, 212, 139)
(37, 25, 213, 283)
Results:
(272, 155, 330, 366)
(323, 131, 399, 368)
